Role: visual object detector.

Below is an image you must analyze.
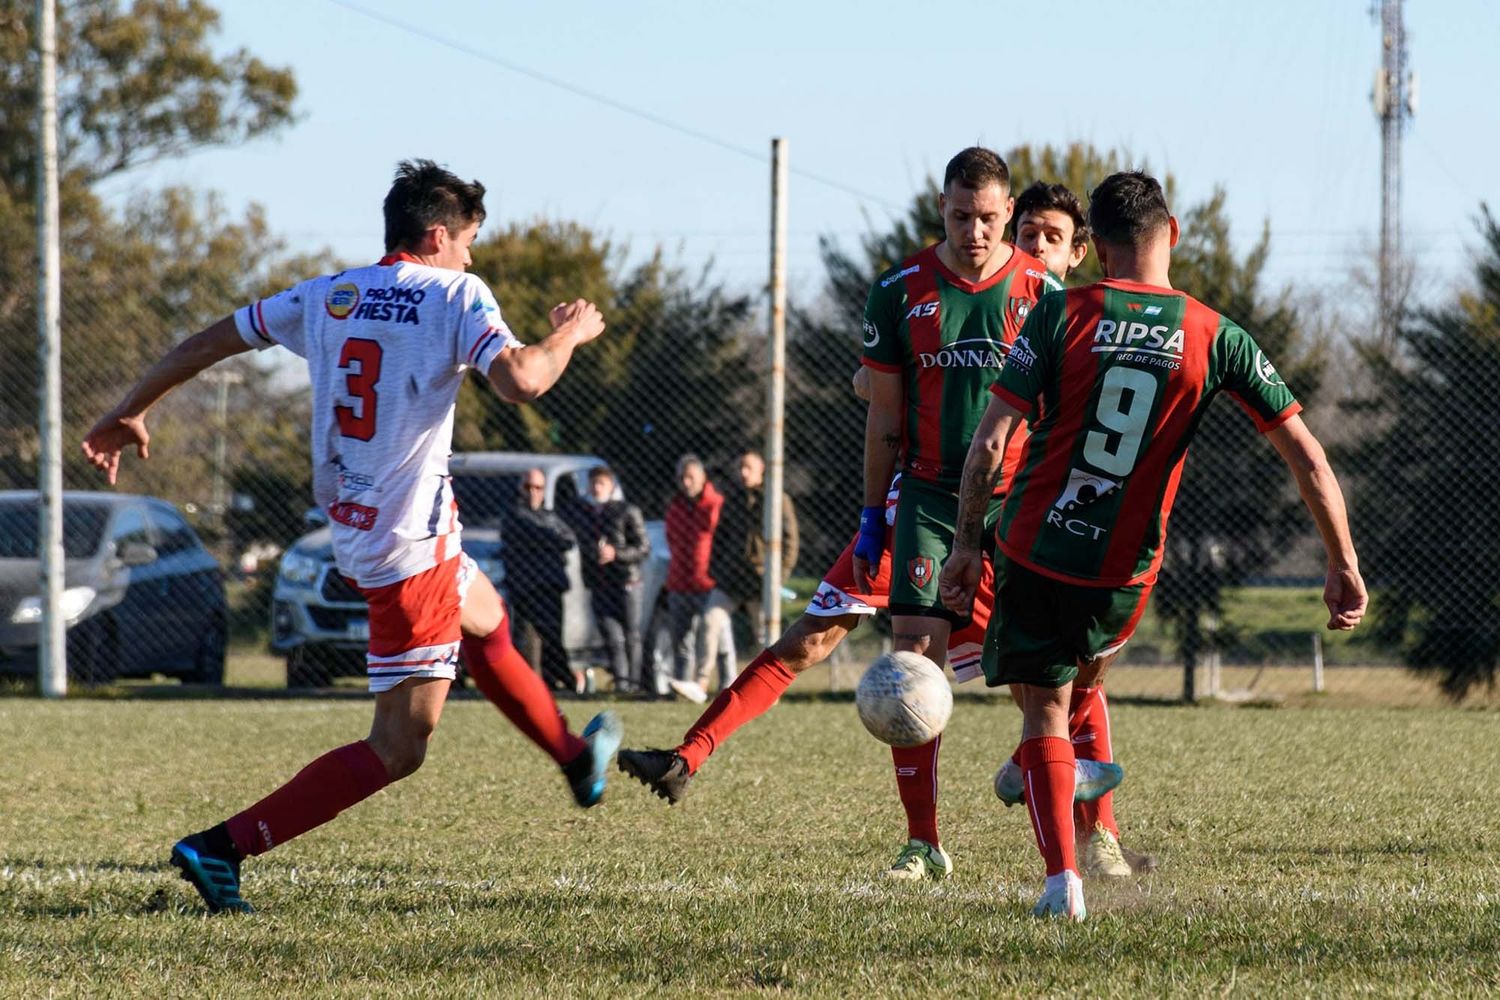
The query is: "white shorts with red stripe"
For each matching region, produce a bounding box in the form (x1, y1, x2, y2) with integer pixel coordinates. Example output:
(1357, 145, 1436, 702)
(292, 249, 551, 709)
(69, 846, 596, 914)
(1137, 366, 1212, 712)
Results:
(355, 553, 480, 693)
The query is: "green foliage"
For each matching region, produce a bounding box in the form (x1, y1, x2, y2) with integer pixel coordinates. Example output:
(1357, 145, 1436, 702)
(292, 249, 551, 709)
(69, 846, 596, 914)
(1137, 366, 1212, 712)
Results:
(0, 0, 308, 550)
(0, 0, 297, 190)
(464, 221, 758, 516)
(1342, 208, 1500, 699)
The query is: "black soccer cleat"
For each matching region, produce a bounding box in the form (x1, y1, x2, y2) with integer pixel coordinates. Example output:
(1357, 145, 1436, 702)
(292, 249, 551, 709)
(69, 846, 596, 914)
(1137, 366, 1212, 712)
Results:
(170, 832, 253, 914)
(617, 748, 692, 805)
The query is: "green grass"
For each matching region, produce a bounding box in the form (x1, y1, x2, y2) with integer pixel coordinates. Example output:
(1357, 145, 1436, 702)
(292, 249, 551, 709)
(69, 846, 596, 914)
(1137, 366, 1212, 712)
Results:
(1, 693, 1497, 997)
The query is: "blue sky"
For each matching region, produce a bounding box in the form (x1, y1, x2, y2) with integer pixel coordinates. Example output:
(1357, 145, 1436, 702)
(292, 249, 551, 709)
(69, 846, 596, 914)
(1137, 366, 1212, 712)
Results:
(101, 0, 1498, 309)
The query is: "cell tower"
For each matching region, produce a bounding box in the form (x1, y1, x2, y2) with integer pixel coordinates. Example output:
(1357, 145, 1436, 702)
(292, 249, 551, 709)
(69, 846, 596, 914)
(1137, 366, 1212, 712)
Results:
(1372, 0, 1416, 347)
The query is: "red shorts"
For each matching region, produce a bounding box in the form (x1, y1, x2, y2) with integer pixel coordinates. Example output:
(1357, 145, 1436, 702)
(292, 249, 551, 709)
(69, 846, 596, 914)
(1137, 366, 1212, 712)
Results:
(803, 531, 995, 683)
(353, 553, 479, 693)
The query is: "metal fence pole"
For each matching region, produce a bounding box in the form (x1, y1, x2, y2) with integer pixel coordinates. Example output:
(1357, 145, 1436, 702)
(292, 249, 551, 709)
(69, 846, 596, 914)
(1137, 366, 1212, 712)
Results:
(1312, 632, 1325, 693)
(36, 0, 66, 699)
(761, 137, 788, 646)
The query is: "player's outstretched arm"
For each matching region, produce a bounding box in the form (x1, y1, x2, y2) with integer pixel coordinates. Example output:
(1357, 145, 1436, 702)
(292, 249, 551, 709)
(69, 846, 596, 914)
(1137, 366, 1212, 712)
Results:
(81, 316, 250, 485)
(1265, 414, 1367, 631)
(487, 299, 605, 403)
(939, 396, 1020, 614)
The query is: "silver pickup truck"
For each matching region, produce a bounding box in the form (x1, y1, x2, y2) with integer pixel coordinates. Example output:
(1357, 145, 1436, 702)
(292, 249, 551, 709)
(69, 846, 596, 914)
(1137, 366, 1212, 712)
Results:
(268, 452, 669, 687)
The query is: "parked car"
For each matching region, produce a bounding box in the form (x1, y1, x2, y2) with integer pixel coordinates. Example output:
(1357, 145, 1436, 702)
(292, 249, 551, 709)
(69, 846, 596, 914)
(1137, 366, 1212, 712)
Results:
(0, 490, 228, 685)
(270, 452, 669, 686)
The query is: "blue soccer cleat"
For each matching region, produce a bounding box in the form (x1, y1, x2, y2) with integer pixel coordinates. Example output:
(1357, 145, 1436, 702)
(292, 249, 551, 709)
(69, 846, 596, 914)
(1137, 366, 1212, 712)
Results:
(566, 710, 623, 807)
(170, 833, 253, 914)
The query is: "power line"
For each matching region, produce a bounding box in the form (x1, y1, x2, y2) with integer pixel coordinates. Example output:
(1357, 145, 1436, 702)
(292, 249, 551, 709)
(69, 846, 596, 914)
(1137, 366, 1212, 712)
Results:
(321, 0, 906, 215)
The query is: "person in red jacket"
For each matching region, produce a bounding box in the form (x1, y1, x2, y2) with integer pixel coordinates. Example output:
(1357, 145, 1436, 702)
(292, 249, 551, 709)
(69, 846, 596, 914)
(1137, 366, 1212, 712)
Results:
(664, 454, 724, 693)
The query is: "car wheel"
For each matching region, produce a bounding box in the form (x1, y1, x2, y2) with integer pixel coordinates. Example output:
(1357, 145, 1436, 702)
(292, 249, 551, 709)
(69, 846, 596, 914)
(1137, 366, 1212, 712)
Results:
(189, 617, 227, 686)
(286, 646, 335, 689)
(67, 617, 118, 687)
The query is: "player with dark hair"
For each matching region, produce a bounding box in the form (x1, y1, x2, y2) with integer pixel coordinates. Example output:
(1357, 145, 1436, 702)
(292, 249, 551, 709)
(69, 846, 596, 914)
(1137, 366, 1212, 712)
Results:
(82, 158, 621, 913)
(618, 148, 1107, 882)
(941, 170, 1366, 920)
(1013, 181, 1090, 279)
(1007, 179, 1152, 878)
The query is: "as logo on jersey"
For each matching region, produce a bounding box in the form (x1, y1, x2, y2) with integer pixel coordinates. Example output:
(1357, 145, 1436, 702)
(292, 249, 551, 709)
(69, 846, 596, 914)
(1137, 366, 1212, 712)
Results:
(325, 283, 360, 320)
(905, 301, 938, 320)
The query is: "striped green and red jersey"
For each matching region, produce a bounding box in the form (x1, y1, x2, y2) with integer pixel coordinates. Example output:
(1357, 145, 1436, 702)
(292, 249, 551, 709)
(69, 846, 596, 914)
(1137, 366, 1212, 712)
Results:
(991, 278, 1301, 587)
(862, 244, 1061, 489)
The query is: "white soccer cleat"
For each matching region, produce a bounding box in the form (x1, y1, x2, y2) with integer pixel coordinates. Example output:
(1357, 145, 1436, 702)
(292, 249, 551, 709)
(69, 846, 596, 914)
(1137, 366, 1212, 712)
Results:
(667, 678, 709, 704)
(1082, 823, 1133, 879)
(1031, 870, 1087, 921)
(993, 760, 1024, 806)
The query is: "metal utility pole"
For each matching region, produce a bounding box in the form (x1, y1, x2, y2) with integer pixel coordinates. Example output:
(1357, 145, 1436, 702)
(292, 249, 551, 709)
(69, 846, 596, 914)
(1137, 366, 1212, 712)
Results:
(1373, 0, 1415, 348)
(204, 368, 244, 530)
(761, 137, 788, 645)
(36, 0, 66, 699)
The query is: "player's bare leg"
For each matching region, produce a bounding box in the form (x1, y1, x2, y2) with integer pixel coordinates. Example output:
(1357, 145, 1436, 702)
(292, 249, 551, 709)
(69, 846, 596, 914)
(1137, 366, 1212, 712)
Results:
(618, 612, 857, 804)
(881, 614, 956, 881)
(458, 572, 621, 807)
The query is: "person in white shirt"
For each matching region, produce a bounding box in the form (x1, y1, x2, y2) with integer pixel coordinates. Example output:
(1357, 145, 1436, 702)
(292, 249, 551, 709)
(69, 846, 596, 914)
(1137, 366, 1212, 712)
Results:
(82, 159, 622, 914)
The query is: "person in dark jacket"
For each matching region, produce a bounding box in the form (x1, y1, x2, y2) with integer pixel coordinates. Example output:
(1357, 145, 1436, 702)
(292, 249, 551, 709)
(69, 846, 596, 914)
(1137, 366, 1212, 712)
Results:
(504, 468, 580, 693)
(567, 465, 652, 694)
(664, 454, 724, 695)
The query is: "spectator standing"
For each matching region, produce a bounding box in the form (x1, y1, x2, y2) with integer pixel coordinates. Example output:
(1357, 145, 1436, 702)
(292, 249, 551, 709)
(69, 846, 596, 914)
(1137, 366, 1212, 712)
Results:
(504, 468, 582, 693)
(664, 454, 723, 695)
(568, 466, 652, 695)
(684, 451, 800, 703)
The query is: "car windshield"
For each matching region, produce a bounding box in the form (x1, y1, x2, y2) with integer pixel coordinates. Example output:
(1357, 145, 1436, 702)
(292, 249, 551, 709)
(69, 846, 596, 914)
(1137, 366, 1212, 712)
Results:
(451, 473, 523, 525)
(0, 500, 109, 559)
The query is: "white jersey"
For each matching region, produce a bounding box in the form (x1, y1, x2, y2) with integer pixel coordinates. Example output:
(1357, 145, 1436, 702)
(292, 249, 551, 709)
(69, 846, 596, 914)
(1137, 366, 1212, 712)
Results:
(235, 255, 521, 587)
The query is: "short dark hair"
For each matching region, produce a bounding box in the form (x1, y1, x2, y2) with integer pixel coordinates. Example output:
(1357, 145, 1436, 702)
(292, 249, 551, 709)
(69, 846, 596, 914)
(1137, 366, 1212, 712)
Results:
(942, 147, 1010, 194)
(1087, 171, 1170, 248)
(1014, 181, 1089, 247)
(383, 159, 487, 252)
(588, 465, 615, 483)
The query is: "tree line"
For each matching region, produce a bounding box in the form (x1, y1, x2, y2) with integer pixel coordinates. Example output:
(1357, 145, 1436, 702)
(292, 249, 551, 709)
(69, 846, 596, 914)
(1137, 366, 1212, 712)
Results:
(1, 1, 1494, 698)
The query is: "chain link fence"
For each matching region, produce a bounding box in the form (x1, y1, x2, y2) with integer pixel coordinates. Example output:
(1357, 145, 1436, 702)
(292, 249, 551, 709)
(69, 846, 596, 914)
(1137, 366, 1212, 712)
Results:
(2, 254, 1496, 708)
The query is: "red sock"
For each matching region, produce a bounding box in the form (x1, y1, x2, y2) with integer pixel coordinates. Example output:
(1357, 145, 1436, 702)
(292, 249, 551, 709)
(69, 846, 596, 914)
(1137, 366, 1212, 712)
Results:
(1019, 735, 1077, 876)
(1070, 686, 1118, 838)
(677, 650, 796, 774)
(891, 736, 941, 846)
(225, 741, 390, 857)
(462, 626, 586, 766)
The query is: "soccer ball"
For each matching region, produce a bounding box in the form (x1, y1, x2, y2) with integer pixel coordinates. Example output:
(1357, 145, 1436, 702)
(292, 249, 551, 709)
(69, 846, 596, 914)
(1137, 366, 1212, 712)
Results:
(855, 651, 953, 747)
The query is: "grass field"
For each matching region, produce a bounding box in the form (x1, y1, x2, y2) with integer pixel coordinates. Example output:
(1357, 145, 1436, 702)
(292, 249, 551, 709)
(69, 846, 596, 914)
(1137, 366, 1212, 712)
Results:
(2, 688, 1497, 997)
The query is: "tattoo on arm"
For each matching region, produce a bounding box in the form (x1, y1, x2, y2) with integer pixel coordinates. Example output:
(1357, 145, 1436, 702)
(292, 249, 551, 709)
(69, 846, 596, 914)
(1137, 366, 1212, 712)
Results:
(955, 455, 999, 550)
(880, 432, 901, 451)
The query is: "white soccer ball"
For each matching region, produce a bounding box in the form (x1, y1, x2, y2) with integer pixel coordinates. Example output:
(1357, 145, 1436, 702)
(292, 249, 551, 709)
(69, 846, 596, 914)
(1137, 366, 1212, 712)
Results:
(855, 650, 953, 747)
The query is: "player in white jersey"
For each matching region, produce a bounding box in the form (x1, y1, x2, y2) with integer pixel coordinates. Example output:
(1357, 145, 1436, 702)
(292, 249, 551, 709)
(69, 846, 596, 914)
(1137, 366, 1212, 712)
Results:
(82, 160, 622, 914)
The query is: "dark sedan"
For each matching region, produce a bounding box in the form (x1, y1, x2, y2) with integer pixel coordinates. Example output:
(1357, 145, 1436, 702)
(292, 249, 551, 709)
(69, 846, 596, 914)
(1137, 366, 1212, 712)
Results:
(0, 491, 228, 685)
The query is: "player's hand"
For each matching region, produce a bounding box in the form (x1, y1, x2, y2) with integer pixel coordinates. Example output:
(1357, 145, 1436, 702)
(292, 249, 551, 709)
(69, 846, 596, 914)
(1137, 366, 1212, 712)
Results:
(852, 505, 885, 591)
(80, 410, 150, 485)
(1323, 565, 1367, 631)
(597, 540, 616, 565)
(940, 547, 982, 615)
(550, 299, 606, 343)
